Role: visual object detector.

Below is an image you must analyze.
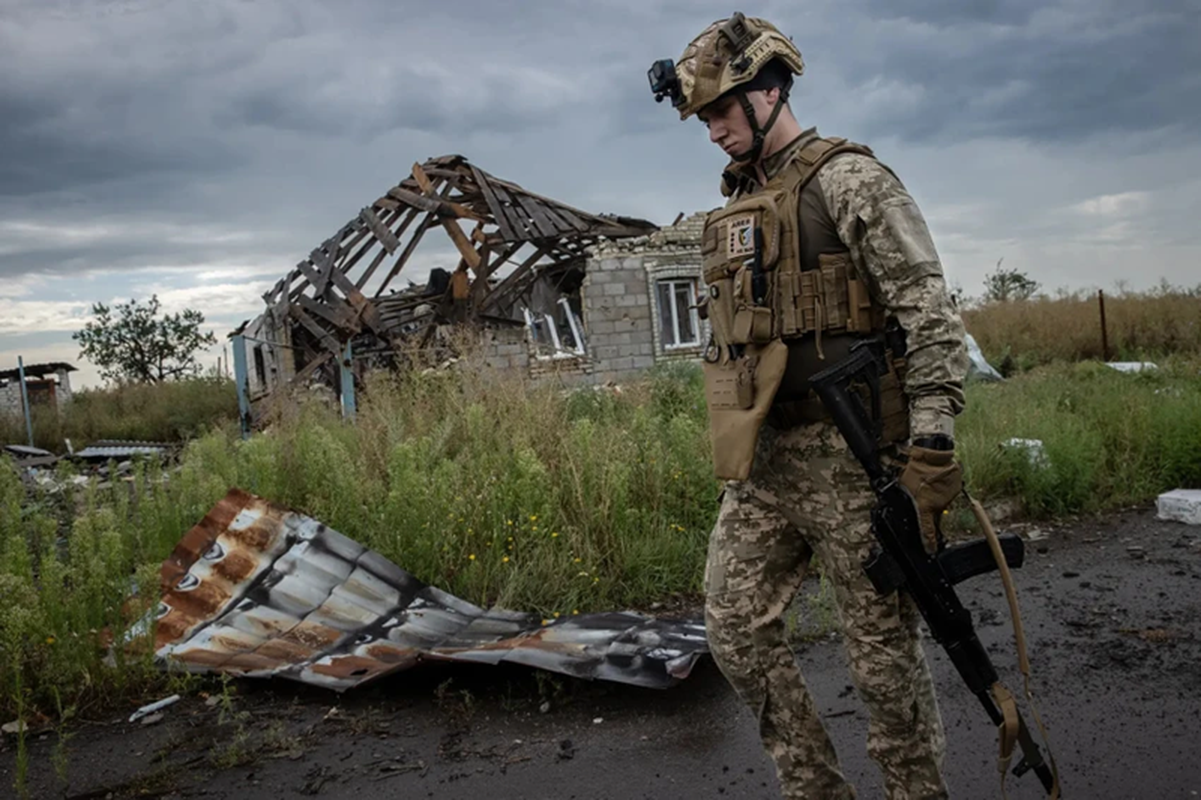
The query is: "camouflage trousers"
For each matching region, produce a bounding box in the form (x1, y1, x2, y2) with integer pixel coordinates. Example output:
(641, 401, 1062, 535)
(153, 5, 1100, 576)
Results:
(703, 420, 948, 800)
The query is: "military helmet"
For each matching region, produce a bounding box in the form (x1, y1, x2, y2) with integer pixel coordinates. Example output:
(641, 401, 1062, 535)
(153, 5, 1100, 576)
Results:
(649, 12, 804, 120)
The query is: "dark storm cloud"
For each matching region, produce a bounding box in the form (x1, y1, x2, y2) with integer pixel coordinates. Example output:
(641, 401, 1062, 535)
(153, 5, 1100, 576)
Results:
(776, 0, 1201, 143)
(2, 0, 1199, 290)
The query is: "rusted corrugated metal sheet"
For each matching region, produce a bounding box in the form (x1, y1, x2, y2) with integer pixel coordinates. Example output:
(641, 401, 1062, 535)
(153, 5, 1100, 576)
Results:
(147, 489, 707, 692)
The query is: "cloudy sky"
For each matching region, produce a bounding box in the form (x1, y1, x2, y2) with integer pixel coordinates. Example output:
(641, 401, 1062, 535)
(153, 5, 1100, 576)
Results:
(3, 0, 1199, 388)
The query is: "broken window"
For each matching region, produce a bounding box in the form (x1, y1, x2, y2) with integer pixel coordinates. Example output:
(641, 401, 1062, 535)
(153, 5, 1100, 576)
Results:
(522, 297, 587, 358)
(252, 344, 267, 388)
(656, 278, 700, 349)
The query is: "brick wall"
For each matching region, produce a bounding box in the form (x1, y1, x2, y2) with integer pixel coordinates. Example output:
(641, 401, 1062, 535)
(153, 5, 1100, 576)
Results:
(582, 211, 710, 384)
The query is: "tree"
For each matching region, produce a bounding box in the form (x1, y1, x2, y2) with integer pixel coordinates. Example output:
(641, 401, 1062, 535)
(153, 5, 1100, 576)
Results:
(73, 295, 218, 383)
(982, 258, 1040, 303)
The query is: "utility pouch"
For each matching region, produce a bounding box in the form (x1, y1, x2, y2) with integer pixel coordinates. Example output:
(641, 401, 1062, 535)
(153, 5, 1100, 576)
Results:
(703, 354, 755, 410)
(703, 339, 788, 481)
(701, 198, 781, 347)
(732, 266, 775, 344)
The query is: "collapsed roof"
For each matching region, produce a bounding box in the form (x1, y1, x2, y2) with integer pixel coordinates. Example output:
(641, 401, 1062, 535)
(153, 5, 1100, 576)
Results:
(252, 154, 658, 374)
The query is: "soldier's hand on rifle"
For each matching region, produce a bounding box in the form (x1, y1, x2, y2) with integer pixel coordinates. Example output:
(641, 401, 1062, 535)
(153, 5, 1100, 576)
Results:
(899, 435, 963, 554)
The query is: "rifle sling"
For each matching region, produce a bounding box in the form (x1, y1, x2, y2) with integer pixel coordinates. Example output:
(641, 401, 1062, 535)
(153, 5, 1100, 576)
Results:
(971, 496, 1062, 800)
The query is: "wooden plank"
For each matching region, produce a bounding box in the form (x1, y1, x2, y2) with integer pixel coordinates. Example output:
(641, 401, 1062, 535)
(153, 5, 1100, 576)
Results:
(451, 268, 470, 300)
(347, 206, 419, 288)
(487, 182, 532, 241)
(297, 294, 360, 334)
(373, 213, 437, 298)
(387, 186, 443, 215)
(470, 240, 521, 307)
(477, 245, 551, 313)
(538, 202, 590, 233)
(441, 217, 483, 272)
(359, 206, 400, 254)
(488, 175, 656, 237)
(423, 166, 468, 180)
(375, 197, 401, 211)
(513, 192, 562, 239)
(310, 244, 338, 298)
(411, 161, 435, 195)
(288, 304, 343, 356)
(441, 218, 482, 271)
(470, 165, 518, 242)
(407, 166, 486, 222)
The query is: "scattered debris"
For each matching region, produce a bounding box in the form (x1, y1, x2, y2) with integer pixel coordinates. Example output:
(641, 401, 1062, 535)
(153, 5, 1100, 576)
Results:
(139, 712, 165, 727)
(1024, 528, 1050, 542)
(1000, 437, 1050, 469)
(72, 440, 174, 463)
(1105, 362, 1158, 373)
(1119, 628, 1186, 644)
(964, 333, 1004, 382)
(1126, 545, 1147, 560)
(136, 489, 708, 694)
(2, 720, 27, 736)
(1157, 490, 1201, 526)
(129, 694, 181, 723)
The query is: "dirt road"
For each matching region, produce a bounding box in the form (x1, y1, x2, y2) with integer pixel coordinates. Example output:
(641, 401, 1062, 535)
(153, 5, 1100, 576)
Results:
(4, 507, 1200, 799)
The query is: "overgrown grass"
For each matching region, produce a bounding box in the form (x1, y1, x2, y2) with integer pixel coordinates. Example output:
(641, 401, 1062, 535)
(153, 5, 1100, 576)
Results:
(0, 359, 717, 724)
(958, 356, 1201, 517)
(963, 282, 1201, 372)
(1, 352, 1199, 735)
(0, 376, 236, 452)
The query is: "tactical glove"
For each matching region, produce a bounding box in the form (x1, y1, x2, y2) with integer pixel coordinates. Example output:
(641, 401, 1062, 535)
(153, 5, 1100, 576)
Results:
(899, 440, 963, 554)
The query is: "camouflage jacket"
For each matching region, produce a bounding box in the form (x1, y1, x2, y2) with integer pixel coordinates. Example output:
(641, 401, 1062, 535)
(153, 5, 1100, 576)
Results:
(723, 127, 970, 439)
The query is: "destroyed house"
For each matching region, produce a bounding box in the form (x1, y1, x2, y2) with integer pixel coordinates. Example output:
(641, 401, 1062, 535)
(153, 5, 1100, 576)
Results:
(0, 361, 76, 415)
(233, 155, 711, 416)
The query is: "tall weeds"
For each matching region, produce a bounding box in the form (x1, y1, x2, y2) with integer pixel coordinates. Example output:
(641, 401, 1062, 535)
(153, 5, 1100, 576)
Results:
(1, 349, 1198, 727)
(0, 376, 236, 451)
(963, 282, 1201, 371)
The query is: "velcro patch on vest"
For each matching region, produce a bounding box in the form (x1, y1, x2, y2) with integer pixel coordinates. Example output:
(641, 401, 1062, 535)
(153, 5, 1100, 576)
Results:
(725, 214, 756, 258)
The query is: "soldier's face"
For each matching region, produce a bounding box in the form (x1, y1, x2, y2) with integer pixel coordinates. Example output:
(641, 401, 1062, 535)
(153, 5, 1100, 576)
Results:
(699, 89, 777, 157)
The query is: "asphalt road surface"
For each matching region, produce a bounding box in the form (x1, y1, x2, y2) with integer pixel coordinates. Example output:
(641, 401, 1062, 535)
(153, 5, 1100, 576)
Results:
(4, 507, 1200, 799)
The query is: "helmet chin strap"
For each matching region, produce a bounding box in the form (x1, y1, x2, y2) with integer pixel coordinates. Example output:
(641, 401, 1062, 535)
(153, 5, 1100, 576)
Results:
(728, 87, 789, 164)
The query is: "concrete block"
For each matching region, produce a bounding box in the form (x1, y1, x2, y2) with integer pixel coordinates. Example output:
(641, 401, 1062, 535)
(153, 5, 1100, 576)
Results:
(618, 344, 653, 358)
(588, 320, 617, 336)
(1157, 490, 1201, 525)
(631, 356, 655, 370)
(602, 282, 627, 297)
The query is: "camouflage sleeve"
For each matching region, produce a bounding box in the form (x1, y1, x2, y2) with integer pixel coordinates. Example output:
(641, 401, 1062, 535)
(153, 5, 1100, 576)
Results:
(816, 153, 970, 439)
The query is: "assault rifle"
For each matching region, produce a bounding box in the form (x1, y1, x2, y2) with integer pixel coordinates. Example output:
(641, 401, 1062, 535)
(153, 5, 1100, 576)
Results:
(808, 339, 1059, 796)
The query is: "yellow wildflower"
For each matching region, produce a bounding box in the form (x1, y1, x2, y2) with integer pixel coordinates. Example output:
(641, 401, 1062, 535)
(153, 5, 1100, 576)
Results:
(502, 556, 510, 563)
(468, 554, 476, 561)
(551, 532, 559, 538)
(572, 610, 579, 615)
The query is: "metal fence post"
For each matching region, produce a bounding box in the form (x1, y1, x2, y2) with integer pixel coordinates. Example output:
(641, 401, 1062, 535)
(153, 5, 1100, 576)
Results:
(231, 335, 252, 440)
(17, 356, 33, 447)
(340, 339, 356, 420)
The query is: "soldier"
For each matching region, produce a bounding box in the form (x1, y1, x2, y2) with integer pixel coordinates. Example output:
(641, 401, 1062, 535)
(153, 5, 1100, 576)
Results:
(649, 13, 971, 800)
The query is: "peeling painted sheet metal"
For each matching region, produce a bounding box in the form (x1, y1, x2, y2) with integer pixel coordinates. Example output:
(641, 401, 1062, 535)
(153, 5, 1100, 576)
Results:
(73, 440, 174, 462)
(148, 489, 708, 692)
